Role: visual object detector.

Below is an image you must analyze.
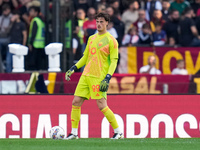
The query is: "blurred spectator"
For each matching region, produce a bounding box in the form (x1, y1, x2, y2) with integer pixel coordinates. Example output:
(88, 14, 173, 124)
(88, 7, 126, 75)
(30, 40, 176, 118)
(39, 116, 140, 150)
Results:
(150, 9, 165, 32)
(28, 6, 46, 70)
(162, 9, 180, 46)
(97, 3, 106, 13)
(162, 0, 170, 21)
(72, 25, 82, 72)
(139, 55, 161, 74)
(132, 9, 149, 32)
(179, 8, 200, 46)
(64, 7, 75, 49)
(0, 4, 12, 67)
(191, 0, 200, 16)
(138, 23, 152, 45)
(106, 6, 124, 46)
(169, 0, 190, 15)
(109, 0, 121, 18)
(152, 22, 166, 46)
(122, 26, 139, 46)
(144, 0, 162, 21)
(107, 21, 118, 39)
(96, 0, 106, 6)
(6, 10, 27, 73)
(74, 0, 90, 13)
(171, 59, 188, 75)
(83, 7, 96, 45)
(121, 0, 139, 33)
(0, 0, 19, 15)
(195, 15, 200, 34)
(18, 0, 32, 26)
(76, 8, 87, 47)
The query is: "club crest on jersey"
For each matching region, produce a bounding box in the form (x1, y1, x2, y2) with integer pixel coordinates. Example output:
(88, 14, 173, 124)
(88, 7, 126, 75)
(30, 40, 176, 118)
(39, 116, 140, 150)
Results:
(98, 42, 103, 47)
(91, 47, 96, 55)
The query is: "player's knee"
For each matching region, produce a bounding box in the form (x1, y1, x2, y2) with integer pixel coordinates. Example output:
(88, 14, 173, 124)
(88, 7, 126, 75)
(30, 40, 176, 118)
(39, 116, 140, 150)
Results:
(98, 105, 105, 110)
(96, 102, 106, 110)
(72, 96, 84, 106)
(96, 98, 107, 110)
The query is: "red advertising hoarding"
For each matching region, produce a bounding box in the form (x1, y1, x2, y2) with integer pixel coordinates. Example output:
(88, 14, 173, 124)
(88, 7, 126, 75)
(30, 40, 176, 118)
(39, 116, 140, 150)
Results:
(0, 95, 200, 138)
(66, 73, 190, 94)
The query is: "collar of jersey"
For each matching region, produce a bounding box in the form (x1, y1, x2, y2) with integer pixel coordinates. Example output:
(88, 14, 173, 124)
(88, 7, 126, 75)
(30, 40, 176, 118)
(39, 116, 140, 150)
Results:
(97, 31, 108, 37)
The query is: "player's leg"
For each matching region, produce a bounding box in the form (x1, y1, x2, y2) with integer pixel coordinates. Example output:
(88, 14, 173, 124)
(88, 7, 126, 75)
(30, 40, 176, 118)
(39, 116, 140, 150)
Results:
(65, 75, 90, 140)
(71, 96, 85, 133)
(64, 96, 85, 140)
(96, 98, 124, 139)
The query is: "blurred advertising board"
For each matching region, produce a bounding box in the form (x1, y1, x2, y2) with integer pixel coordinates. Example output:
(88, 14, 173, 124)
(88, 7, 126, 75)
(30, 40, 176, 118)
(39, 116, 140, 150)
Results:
(0, 95, 200, 138)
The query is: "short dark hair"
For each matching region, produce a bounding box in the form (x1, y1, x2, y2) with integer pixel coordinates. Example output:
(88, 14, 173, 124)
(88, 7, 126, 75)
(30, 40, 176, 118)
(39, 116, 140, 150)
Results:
(95, 12, 110, 22)
(177, 59, 184, 64)
(29, 6, 40, 13)
(142, 23, 150, 29)
(154, 21, 162, 27)
(2, 4, 11, 11)
(127, 26, 136, 34)
(169, 9, 179, 15)
(182, 7, 193, 16)
(109, 0, 119, 4)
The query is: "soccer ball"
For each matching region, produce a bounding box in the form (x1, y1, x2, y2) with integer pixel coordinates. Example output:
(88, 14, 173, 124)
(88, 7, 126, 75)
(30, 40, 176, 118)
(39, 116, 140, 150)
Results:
(49, 126, 65, 140)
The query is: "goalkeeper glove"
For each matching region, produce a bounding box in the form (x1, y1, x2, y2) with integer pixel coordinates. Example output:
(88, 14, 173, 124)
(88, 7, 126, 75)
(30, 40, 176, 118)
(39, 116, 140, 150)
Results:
(65, 65, 77, 81)
(100, 74, 112, 92)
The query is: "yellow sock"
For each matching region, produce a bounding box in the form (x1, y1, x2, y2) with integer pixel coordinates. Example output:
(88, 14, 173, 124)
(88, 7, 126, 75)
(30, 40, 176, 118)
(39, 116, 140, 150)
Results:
(101, 106, 119, 129)
(71, 105, 81, 129)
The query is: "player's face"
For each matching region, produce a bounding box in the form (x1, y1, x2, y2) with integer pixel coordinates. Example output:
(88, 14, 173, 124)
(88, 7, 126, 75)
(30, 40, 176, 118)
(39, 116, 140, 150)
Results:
(96, 17, 108, 33)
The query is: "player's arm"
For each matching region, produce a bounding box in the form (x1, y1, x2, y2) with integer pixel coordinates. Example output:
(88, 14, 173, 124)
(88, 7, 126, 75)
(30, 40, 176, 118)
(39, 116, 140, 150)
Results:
(65, 38, 90, 81)
(100, 38, 118, 92)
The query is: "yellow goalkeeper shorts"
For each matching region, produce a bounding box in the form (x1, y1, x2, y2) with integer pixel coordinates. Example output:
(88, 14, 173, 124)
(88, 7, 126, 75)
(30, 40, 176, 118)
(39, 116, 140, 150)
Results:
(74, 75, 107, 100)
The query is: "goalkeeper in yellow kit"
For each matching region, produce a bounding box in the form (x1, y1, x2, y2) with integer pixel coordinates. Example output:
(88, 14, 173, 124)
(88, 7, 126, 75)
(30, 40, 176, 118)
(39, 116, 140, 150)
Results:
(64, 12, 123, 139)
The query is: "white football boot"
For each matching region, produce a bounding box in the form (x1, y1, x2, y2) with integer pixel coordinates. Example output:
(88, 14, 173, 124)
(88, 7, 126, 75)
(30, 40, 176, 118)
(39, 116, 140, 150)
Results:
(63, 134, 79, 140)
(111, 133, 124, 139)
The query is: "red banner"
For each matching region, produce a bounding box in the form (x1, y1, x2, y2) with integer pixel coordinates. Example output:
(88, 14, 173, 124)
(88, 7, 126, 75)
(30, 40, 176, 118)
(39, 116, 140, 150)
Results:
(65, 73, 190, 94)
(1, 95, 200, 138)
(0, 73, 191, 94)
(119, 47, 200, 74)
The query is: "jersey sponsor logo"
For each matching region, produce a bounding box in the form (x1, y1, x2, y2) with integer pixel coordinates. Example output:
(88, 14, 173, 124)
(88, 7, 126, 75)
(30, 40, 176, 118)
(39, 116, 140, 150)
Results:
(96, 93, 100, 96)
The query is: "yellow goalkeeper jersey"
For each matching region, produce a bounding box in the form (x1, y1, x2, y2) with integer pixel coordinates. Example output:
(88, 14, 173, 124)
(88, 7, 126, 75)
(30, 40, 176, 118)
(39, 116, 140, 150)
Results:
(82, 32, 118, 79)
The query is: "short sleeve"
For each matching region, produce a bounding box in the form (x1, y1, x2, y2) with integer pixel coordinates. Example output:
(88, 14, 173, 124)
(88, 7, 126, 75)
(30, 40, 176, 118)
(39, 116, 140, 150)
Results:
(109, 35, 118, 59)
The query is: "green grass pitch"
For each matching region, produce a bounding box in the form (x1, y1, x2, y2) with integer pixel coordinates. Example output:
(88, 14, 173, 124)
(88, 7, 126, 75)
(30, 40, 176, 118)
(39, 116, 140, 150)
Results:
(0, 138, 200, 150)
